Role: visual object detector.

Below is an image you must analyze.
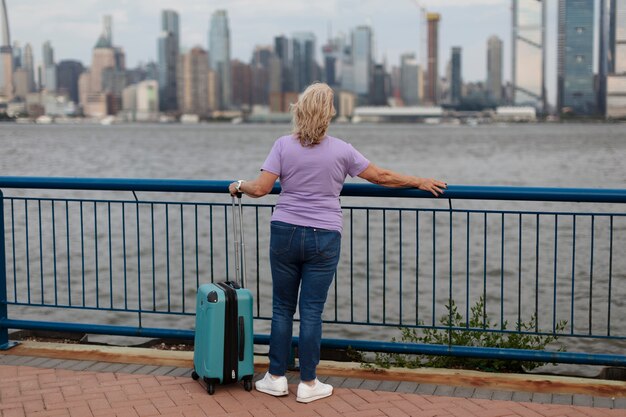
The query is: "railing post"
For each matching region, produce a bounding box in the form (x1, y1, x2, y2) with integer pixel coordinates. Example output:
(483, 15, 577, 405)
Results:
(0, 190, 18, 350)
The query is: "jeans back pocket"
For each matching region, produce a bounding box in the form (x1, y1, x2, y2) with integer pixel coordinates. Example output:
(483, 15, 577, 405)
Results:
(270, 222, 296, 256)
(314, 229, 341, 259)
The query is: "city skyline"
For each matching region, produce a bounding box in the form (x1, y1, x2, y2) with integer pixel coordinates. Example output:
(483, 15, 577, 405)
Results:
(9, 0, 567, 101)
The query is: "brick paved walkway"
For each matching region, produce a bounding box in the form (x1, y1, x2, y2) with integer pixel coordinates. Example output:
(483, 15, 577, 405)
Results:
(1, 361, 625, 417)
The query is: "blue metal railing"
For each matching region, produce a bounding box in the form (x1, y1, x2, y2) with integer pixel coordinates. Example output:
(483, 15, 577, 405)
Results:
(1, 177, 626, 366)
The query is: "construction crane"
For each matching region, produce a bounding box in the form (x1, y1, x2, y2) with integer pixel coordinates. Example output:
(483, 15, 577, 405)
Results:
(410, 0, 428, 71)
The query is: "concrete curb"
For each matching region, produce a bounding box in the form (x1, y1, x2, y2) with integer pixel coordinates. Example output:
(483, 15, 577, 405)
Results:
(3, 340, 625, 398)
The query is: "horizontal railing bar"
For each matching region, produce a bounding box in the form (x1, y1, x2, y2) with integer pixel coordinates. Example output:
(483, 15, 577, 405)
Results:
(316, 337, 626, 367)
(321, 321, 626, 340)
(346, 206, 626, 217)
(2, 319, 194, 340)
(6, 302, 195, 316)
(9, 303, 624, 341)
(4, 196, 232, 206)
(7, 195, 626, 217)
(329, 205, 626, 216)
(2, 177, 626, 203)
(5, 319, 626, 367)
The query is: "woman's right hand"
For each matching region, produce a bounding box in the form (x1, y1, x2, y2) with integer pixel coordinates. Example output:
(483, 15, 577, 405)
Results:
(229, 181, 241, 196)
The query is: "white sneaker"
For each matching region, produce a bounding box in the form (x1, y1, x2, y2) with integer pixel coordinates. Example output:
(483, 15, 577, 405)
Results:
(296, 379, 333, 403)
(255, 372, 289, 396)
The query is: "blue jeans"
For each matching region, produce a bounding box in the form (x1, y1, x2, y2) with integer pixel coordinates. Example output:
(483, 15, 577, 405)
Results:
(268, 221, 341, 381)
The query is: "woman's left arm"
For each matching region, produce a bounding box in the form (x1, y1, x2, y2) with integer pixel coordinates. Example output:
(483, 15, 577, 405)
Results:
(228, 171, 279, 198)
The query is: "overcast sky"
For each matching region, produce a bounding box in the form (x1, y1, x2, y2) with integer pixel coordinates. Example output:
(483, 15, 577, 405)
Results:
(8, 0, 566, 104)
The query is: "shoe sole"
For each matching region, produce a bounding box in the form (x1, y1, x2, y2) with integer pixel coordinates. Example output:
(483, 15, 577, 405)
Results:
(296, 391, 333, 403)
(255, 386, 289, 397)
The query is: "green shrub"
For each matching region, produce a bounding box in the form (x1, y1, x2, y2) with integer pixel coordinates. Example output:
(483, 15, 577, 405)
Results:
(359, 297, 567, 373)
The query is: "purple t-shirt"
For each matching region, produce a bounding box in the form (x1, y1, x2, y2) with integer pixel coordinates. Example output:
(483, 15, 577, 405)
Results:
(261, 134, 370, 232)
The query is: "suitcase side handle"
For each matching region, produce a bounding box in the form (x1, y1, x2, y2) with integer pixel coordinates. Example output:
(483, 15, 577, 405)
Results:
(238, 316, 245, 361)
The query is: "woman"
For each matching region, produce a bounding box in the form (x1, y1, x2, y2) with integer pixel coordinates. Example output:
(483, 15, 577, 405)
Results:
(228, 82, 446, 403)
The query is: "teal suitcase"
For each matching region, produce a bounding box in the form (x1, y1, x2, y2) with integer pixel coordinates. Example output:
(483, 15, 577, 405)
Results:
(192, 196, 254, 394)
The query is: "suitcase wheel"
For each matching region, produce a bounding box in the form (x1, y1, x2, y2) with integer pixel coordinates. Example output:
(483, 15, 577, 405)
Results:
(191, 371, 199, 381)
(203, 377, 218, 395)
(244, 378, 252, 391)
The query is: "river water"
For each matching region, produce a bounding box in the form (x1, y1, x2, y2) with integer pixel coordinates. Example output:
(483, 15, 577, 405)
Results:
(1, 122, 625, 187)
(1, 122, 625, 375)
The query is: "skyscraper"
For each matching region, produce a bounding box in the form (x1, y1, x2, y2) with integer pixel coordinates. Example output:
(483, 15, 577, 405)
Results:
(158, 10, 179, 112)
(606, 0, 626, 118)
(512, 0, 546, 111)
(89, 16, 116, 94)
(23, 43, 34, 92)
(0, 0, 8, 49)
(426, 13, 440, 105)
(609, 0, 623, 73)
(177, 47, 209, 116)
(41, 41, 56, 92)
(268, 54, 282, 96)
(557, 0, 595, 115)
(370, 63, 388, 106)
(12, 41, 20, 68)
(57, 60, 84, 103)
(598, 0, 611, 115)
(0, 0, 14, 99)
(400, 53, 420, 106)
(486, 35, 503, 103)
(292, 31, 317, 93)
(12, 68, 28, 99)
(613, 0, 626, 74)
(231, 59, 252, 108)
(80, 15, 126, 117)
(450, 47, 462, 105)
(209, 10, 232, 109)
(322, 32, 349, 89)
(322, 37, 339, 87)
(352, 26, 372, 98)
(274, 36, 289, 63)
(11, 43, 27, 99)
(251, 45, 271, 105)
(42, 41, 53, 67)
(101, 15, 113, 46)
(274, 35, 292, 92)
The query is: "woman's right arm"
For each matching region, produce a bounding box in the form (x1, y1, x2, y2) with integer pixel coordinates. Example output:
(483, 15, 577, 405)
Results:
(357, 163, 446, 197)
(228, 171, 279, 198)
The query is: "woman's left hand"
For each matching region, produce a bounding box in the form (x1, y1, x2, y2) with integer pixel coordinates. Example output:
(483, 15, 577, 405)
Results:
(418, 178, 447, 197)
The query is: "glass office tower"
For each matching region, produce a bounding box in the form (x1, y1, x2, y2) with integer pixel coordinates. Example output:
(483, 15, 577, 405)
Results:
(209, 10, 232, 109)
(614, 0, 626, 74)
(42, 40, 57, 92)
(511, 0, 546, 111)
(350, 26, 373, 98)
(400, 53, 420, 106)
(606, 0, 626, 118)
(486, 35, 503, 103)
(292, 31, 316, 93)
(557, 0, 595, 115)
(450, 47, 462, 105)
(158, 10, 179, 112)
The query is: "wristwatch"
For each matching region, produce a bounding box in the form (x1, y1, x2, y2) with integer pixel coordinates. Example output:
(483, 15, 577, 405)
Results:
(235, 180, 244, 193)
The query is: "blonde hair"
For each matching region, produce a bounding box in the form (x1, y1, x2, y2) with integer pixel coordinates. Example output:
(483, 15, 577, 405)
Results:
(291, 82, 337, 147)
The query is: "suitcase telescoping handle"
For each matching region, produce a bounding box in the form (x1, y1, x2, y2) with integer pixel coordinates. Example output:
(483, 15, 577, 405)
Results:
(231, 194, 246, 288)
